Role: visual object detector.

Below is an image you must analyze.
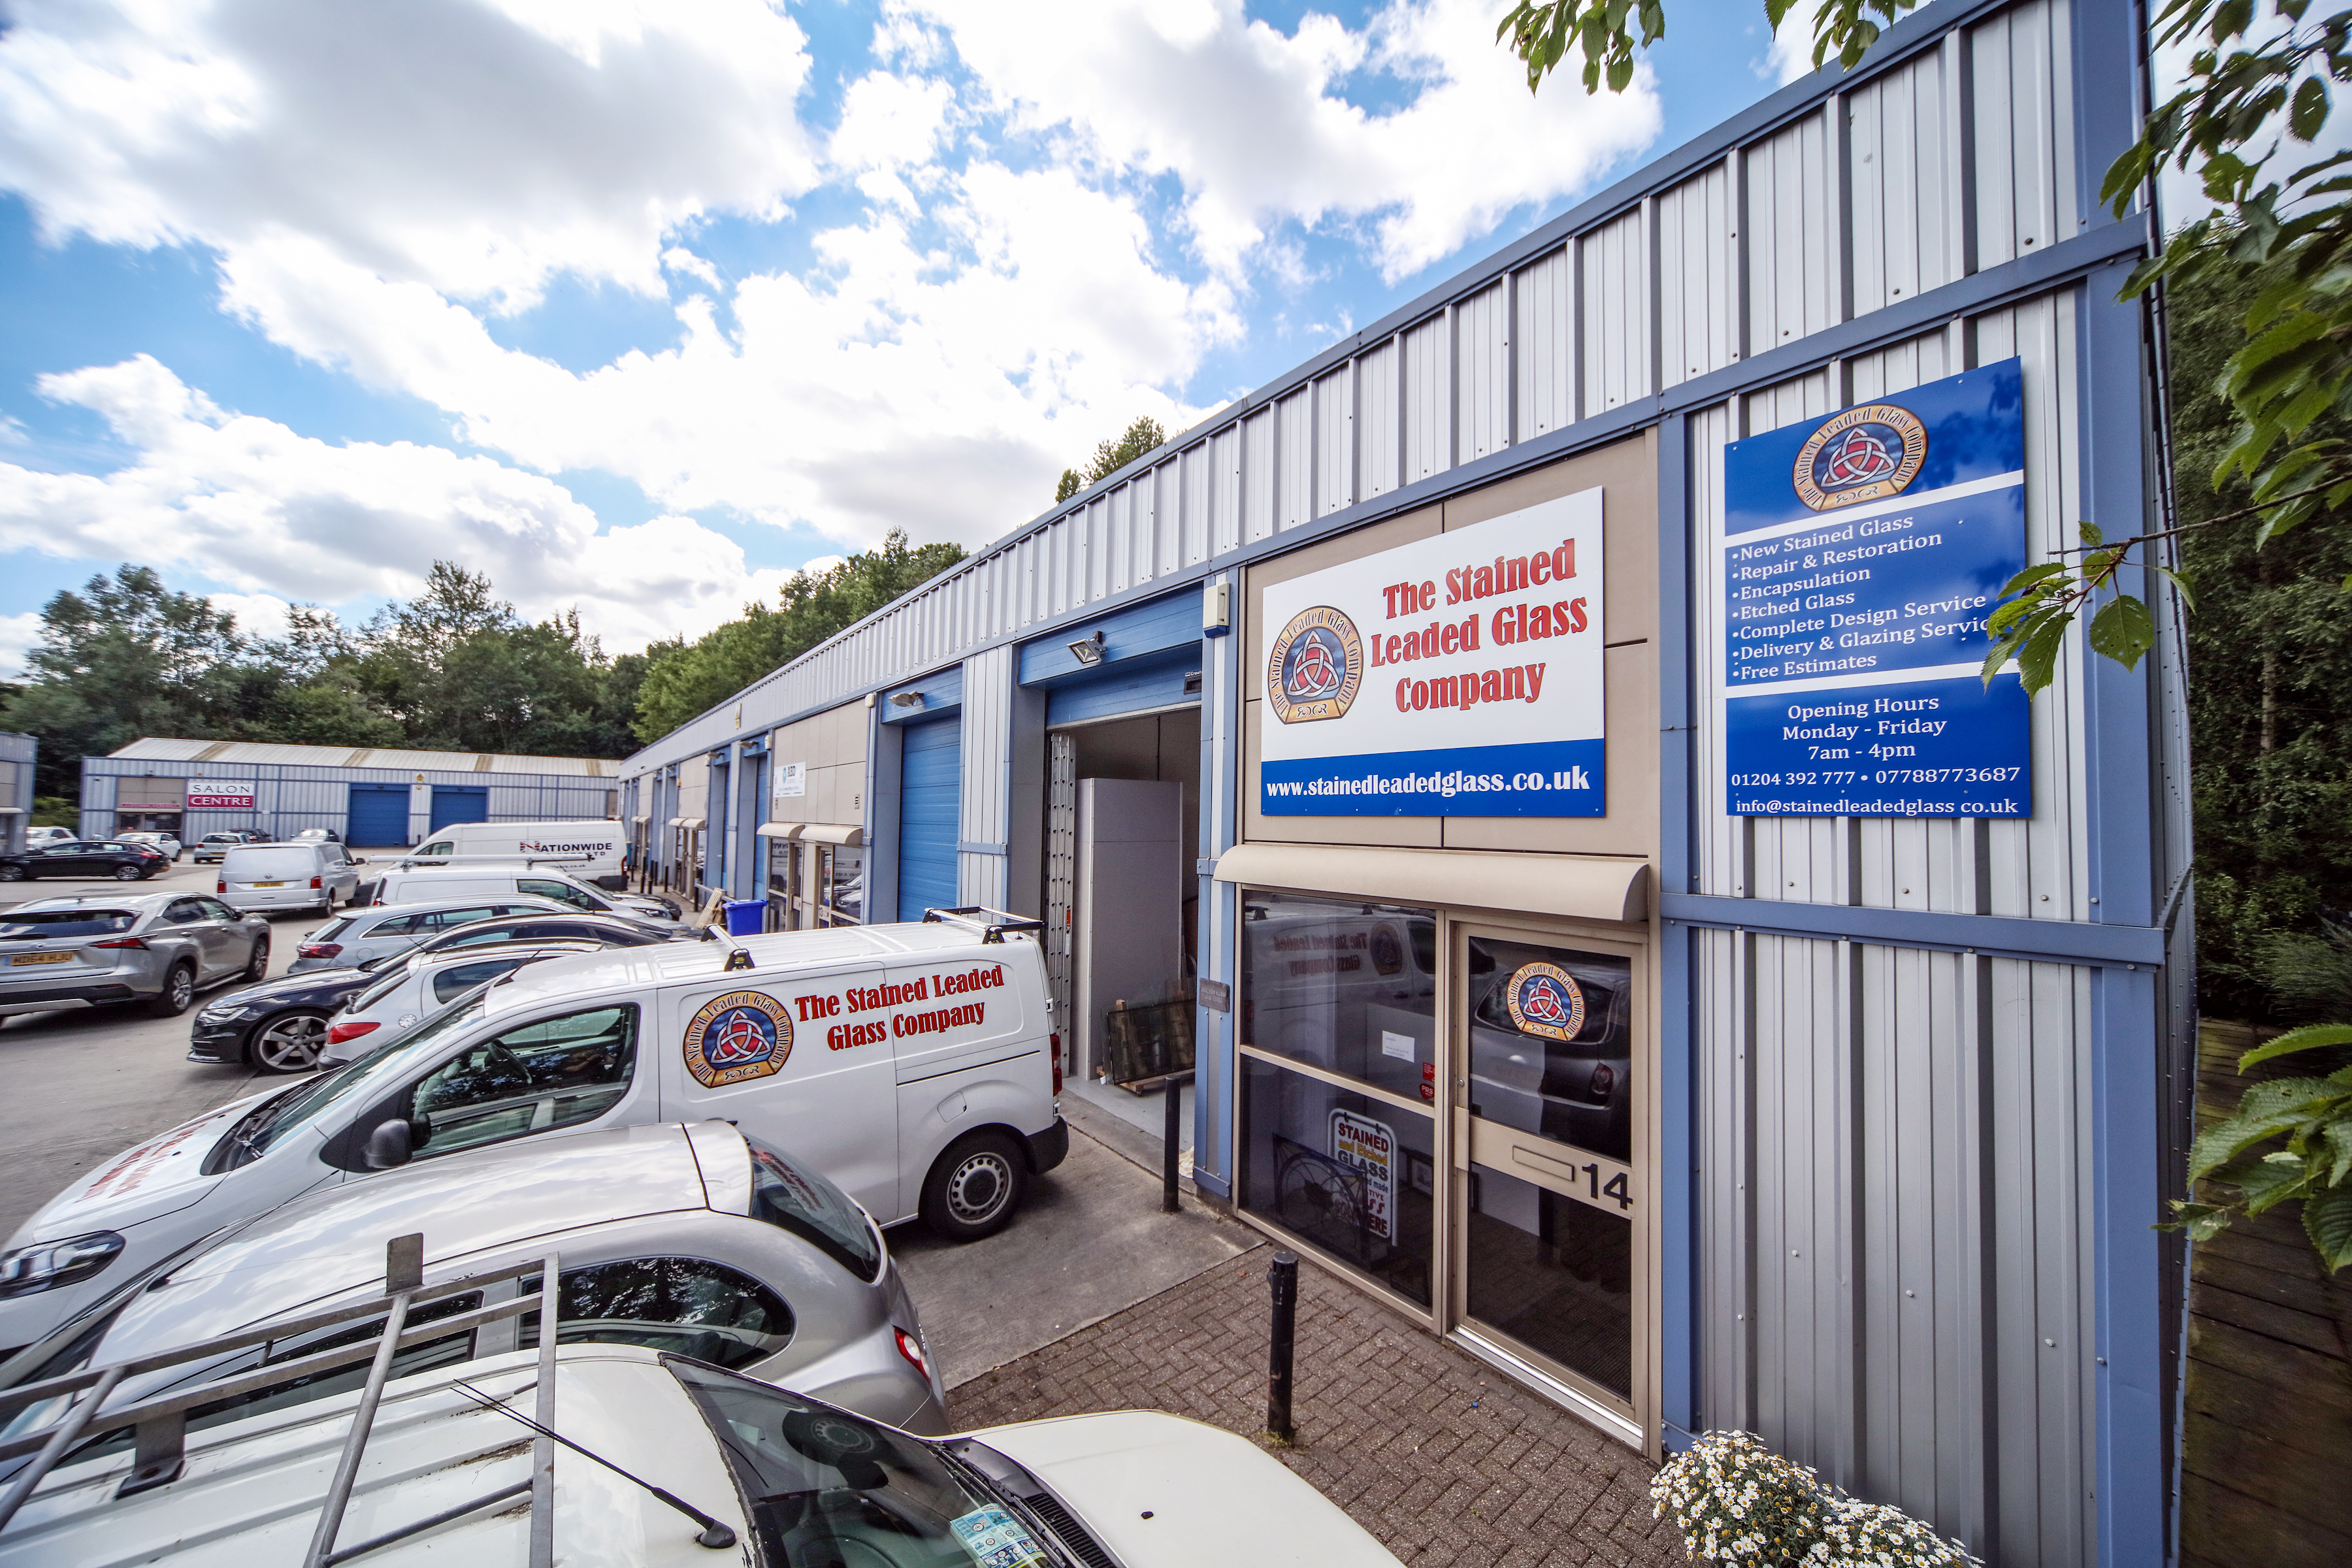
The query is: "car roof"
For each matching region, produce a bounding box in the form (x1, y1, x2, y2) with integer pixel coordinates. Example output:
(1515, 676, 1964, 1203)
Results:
(480, 923, 1029, 1023)
(9, 892, 179, 914)
(349, 894, 572, 923)
(410, 938, 607, 968)
(86, 1123, 723, 1359)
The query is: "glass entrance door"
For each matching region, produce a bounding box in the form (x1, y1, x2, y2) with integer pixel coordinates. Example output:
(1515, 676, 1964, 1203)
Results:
(1450, 928, 1643, 1426)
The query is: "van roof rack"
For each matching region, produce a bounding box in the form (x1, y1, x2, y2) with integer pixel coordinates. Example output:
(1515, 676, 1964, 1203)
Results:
(0, 1235, 563, 1568)
(920, 906, 1046, 944)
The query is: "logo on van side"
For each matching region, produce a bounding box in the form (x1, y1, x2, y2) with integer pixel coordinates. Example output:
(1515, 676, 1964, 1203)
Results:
(683, 990, 794, 1086)
(1266, 606, 1363, 724)
(1503, 962, 1586, 1042)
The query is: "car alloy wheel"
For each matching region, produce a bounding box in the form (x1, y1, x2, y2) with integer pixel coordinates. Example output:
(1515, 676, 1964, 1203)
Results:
(251, 1011, 328, 1073)
(243, 938, 270, 982)
(0, 865, 20, 882)
(146, 963, 197, 1019)
(112, 864, 143, 881)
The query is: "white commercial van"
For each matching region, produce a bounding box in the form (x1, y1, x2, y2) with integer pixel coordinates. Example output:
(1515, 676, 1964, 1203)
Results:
(216, 840, 363, 915)
(0, 913, 1065, 1352)
(402, 818, 628, 888)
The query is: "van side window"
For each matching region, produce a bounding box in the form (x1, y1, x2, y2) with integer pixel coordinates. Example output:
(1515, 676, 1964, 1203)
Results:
(423, 841, 455, 856)
(518, 1258, 794, 1371)
(517, 877, 596, 912)
(406, 1004, 638, 1159)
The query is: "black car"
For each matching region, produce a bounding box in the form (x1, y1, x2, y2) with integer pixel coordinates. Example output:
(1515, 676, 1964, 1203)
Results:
(0, 840, 169, 883)
(187, 915, 679, 1072)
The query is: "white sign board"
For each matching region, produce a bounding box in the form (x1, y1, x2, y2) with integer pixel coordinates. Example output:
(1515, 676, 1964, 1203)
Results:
(1328, 1108, 1397, 1242)
(186, 781, 256, 809)
(1258, 489, 1606, 815)
(773, 762, 806, 800)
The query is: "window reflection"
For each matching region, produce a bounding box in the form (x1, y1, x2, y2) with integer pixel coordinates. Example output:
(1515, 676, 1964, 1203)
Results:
(1465, 936, 1633, 1163)
(1237, 1054, 1434, 1306)
(1241, 890, 1437, 1100)
(1464, 1161, 1632, 1397)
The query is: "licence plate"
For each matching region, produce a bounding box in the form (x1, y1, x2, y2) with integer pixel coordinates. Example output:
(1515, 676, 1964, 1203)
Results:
(250, 881, 286, 889)
(8, 953, 71, 966)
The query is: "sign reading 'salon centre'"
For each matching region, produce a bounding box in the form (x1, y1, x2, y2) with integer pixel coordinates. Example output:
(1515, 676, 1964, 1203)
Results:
(1258, 490, 1607, 817)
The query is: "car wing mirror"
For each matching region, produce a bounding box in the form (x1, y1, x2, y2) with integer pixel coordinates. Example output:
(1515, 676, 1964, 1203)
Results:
(364, 1119, 413, 1169)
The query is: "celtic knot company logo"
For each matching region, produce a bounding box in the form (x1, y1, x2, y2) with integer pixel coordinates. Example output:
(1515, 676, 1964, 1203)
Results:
(1504, 961, 1587, 1042)
(1791, 402, 1928, 511)
(1266, 606, 1363, 724)
(682, 989, 794, 1087)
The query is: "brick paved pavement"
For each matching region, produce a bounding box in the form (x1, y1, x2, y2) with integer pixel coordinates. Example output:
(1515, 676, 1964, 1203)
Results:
(951, 1249, 1691, 1567)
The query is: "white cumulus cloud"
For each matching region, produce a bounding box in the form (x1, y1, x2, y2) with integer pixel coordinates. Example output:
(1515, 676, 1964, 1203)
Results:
(0, 356, 798, 650)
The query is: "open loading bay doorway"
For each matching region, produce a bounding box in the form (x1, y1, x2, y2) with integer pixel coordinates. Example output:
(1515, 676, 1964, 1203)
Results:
(1046, 706, 1199, 1152)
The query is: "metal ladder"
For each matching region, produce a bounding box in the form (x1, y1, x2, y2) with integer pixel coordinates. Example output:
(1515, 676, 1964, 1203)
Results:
(0, 1235, 563, 1567)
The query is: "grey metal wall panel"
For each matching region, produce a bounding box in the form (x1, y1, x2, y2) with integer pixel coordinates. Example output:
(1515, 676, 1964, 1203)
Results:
(1315, 367, 1354, 517)
(1748, 932, 1855, 1484)
(1695, 924, 1752, 1436)
(1277, 389, 1313, 532)
(1213, 425, 1243, 555)
(1970, 0, 2074, 273)
(1403, 312, 1450, 483)
(1357, 336, 1400, 502)
(1244, 407, 1276, 543)
(1746, 108, 1838, 357)
(1514, 246, 1574, 441)
(1581, 206, 1651, 415)
(959, 644, 1015, 909)
(1456, 280, 1511, 463)
(1182, 441, 1213, 565)
(1658, 161, 1737, 390)
(1847, 46, 1958, 316)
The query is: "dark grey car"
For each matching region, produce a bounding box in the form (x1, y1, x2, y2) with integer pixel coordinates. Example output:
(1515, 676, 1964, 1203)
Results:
(287, 894, 574, 973)
(0, 893, 270, 1020)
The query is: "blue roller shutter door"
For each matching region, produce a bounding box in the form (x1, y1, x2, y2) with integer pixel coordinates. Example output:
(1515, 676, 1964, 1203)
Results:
(429, 785, 489, 833)
(897, 716, 961, 919)
(347, 784, 411, 847)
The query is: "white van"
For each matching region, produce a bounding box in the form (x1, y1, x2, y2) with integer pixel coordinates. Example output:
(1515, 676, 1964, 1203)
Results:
(217, 840, 363, 915)
(402, 818, 628, 888)
(362, 862, 676, 925)
(0, 913, 1065, 1351)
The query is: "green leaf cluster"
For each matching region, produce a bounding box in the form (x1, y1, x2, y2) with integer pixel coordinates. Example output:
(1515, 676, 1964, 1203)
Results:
(630, 529, 965, 742)
(2173, 1024, 2352, 1269)
(1495, 1, 1914, 95)
(1053, 416, 1168, 504)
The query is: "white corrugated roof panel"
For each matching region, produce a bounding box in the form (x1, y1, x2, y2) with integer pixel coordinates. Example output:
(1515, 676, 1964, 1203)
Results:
(107, 738, 614, 777)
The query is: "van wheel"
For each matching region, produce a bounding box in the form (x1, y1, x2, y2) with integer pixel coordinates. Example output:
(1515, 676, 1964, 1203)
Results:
(146, 963, 197, 1018)
(920, 1132, 1027, 1243)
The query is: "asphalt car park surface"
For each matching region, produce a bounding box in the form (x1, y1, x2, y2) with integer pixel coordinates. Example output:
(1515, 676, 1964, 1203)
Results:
(0, 858, 335, 1238)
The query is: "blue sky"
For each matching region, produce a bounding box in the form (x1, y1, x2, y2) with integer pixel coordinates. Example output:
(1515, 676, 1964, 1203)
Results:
(0, 0, 1813, 672)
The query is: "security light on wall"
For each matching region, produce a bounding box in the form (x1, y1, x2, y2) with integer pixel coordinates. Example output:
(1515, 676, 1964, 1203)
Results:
(1068, 631, 1106, 667)
(889, 691, 924, 708)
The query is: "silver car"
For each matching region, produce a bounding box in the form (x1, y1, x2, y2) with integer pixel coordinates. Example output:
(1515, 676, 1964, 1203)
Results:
(0, 1120, 946, 1436)
(0, 893, 270, 1020)
(287, 894, 572, 973)
(317, 938, 610, 1066)
(114, 832, 182, 862)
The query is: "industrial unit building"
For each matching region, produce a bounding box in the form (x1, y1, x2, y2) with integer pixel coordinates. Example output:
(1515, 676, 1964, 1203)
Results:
(0, 732, 34, 853)
(615, 5, 2187, 1565)
(82, 738, 621, 849)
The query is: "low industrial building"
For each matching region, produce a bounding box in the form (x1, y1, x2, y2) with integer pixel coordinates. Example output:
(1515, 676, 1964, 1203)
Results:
(606, 5, 2177, 1565)
(80, 738, 621, 848)
(0, 732, 35, 853)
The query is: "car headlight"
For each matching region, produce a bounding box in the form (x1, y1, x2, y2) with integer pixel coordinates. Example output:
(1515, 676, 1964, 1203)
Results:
(0, 1232, 125, 1298)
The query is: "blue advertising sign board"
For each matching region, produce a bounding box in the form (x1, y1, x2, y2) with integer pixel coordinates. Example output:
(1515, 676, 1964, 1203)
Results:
(1721, 359, 2030, 817)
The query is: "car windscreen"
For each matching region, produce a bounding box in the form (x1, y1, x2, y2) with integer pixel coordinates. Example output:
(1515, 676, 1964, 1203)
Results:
(666, 1358, 1054, 1568)
(0, 909, 137, 940)
(214, 994, 488, 1169)
(742, 1134, 883, 1282)
(226, 847, 316, 879)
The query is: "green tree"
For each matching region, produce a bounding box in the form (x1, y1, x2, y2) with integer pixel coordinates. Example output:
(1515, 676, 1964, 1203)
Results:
(0, 566, 252, 797)
(1053, 416, 1169, 503)
(634, 529, 966, 740)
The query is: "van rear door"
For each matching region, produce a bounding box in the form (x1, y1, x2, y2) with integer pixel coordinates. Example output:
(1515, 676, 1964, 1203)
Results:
(657, 968, 902, 1221)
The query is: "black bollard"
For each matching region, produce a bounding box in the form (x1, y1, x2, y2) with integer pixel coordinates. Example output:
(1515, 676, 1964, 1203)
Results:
(1162, 1080, 1182, 1213)
(1266, 1250, 1298, 1442)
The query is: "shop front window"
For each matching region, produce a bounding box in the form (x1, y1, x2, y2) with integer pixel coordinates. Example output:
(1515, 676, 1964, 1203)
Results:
(1237, 890, 1439, 1307)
